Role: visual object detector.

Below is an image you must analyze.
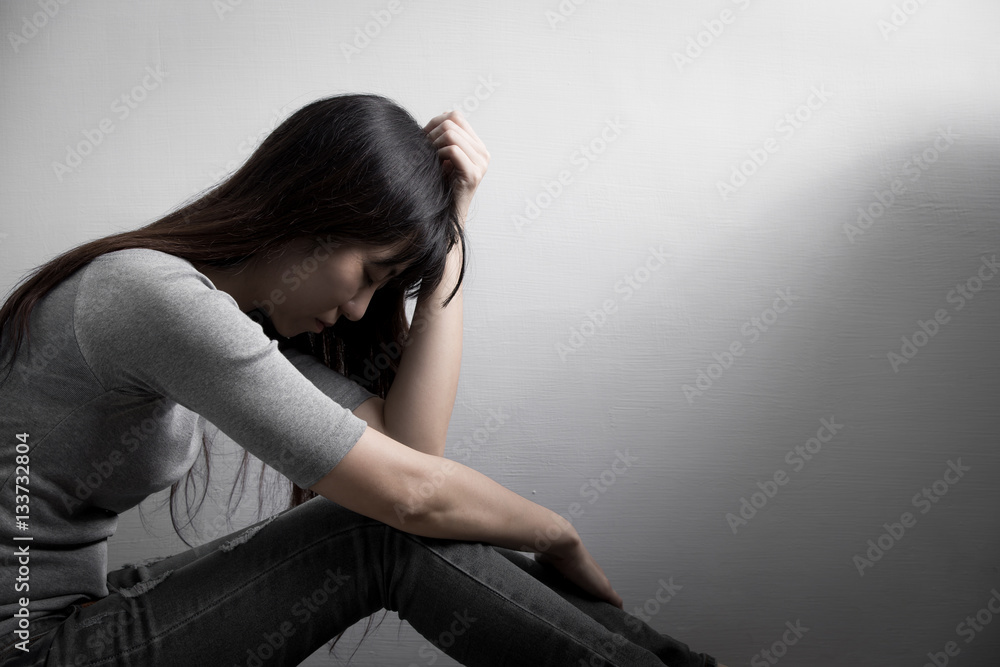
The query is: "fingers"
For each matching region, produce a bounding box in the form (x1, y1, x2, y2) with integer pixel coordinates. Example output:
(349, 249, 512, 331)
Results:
(537, 548, 623, 609)
(435, 144, 484, 187)
(594, 581, 623, 609)
(424, 108, 486, 150)
(422, 110, 489, 218)
(432, 128, 489, 179)
(612, 590, 624, 610)
(425, 109, 490, 169)
(600, 575, 624, 609)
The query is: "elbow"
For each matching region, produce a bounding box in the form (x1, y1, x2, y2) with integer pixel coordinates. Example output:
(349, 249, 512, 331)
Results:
(382, 405, 449, 457)
(385, 426, 447, 457)
(421, 439, 448, 458)
(412, 426, 449, 457)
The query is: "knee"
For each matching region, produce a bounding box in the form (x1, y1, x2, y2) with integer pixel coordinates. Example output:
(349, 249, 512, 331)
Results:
(382, 531, 503, 588)
(290, 495, 386, 532)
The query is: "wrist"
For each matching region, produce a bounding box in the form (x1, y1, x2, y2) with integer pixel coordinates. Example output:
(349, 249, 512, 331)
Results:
(454, 199, 470, 226)
(414, 244, 463, 311)
(541, 512, 582, 557)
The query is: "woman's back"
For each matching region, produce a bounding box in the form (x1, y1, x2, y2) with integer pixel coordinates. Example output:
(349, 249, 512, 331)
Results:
(0, 97, 724, 665)
(0, 247, 376, 645)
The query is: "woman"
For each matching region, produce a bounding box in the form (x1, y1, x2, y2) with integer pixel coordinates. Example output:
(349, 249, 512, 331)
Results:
(0, 94, 724, 666)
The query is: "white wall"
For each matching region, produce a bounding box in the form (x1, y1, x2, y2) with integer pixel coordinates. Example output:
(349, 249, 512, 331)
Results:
(2, 1, 999, 665)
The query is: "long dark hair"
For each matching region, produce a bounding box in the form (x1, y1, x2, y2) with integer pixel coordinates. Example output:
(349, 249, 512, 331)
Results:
(0, 93, 466, 661)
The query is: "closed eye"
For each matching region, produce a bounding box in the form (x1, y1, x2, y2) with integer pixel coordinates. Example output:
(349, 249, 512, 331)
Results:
(366, 262, 402, 289)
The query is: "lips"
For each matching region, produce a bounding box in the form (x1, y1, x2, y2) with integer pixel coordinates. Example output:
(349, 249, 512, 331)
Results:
(314, 310, 340, 333)
(315, 316, 338, 332)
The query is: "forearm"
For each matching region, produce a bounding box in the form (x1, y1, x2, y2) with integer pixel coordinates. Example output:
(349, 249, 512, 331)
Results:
(399, 455, 581, 556)
(310, 425, 580, 557)
(383, 242, 464, 456)
(311, 420, 624, 607)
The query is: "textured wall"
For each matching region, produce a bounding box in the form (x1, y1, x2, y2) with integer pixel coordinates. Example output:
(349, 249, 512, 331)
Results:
(2, 1, 998, 665)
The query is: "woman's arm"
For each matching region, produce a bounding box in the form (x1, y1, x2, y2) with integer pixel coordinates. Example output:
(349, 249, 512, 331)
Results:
(379, 109, 488, 457)
(380, 242, 463, 456)
(309, 423, 623, 609)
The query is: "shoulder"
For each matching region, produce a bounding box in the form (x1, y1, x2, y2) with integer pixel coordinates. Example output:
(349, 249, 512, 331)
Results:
(76, 247, 240, 337)
(86, 247, 204, 280)
(72, 247, 261, 386)
(80, 248, 218, 304)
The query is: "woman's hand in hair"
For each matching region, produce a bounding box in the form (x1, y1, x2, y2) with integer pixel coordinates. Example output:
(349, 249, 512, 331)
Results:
(424, 109, 490, 225)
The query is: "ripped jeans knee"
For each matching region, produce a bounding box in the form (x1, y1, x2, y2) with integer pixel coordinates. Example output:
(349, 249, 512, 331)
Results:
(217, 513, 279, 553)
(105, 511, 283, 600)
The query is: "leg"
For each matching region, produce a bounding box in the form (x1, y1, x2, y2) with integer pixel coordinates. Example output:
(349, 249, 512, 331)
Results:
(10, 498, 393, 666)
(383, 532, 716, 666)
(488, 546, 720, 667)
(8, 497, 714, 666)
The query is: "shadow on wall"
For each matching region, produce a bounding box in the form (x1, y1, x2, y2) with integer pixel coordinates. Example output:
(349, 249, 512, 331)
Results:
(746, 129, 999, 449)
(687, 128, 999, 665)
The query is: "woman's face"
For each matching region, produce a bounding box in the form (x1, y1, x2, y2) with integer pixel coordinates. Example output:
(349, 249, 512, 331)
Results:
(253, 236, 410, 338)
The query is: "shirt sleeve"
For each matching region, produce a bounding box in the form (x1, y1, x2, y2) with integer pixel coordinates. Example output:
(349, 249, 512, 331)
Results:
(74, 249, 371, 490)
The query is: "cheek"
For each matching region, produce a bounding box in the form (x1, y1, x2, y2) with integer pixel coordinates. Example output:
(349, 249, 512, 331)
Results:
(319, 265, 354, 301)
(286, 287, 331, 314)
(293, 276, 349, 313)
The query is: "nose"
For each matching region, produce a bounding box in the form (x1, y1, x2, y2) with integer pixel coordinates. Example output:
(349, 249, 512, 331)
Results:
(340, 286, 376, 322)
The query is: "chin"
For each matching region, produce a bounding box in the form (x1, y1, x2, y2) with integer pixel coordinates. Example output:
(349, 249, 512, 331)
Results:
(269, 317, 295, 339)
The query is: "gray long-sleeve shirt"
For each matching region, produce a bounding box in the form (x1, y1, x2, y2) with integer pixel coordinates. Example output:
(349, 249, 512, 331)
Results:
(0, 247, 376, 644)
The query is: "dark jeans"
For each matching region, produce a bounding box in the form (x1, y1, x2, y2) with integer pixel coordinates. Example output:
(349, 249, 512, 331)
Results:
(0, 496, 718, 666)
